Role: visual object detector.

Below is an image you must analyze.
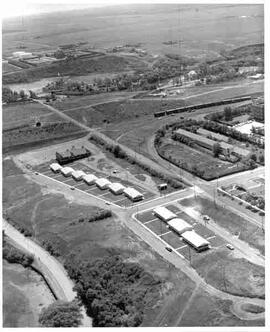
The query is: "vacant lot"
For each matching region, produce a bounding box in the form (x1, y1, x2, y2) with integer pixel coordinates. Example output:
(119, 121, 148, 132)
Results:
(3, 260, 54, 327)
(180, 196, 264, 255)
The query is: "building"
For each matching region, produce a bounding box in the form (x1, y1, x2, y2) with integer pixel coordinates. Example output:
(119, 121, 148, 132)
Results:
(153, 206, 177, 222)
(50, 163, 62, 173)
(197, 128, 229, 142)
(56, 146, 91, 165)
(95, 178, 111, 190)
(12, 51, 33, 59)
(238, 66, 260, 75)
(83, 174, 97, 185)
(71, 170, 86, 181)
(181, 231, 210, 252)
(60, 167, 74, 177)
(108, 182, 125, 195)
(175, 128, 250, 157)
(123, 187, 144, 202)
(167, 218, 193, 235)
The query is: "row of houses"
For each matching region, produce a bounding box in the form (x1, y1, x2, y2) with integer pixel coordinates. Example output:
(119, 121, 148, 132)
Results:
(175, 128, 250, 158)
(153, 206, 210, 252)
(50, 163, 144, 202)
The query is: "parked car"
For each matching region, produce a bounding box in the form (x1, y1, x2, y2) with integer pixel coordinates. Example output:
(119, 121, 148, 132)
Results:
(203, 215, 210, 221)
(165, 247, 172, 252)
(226, 244, 234, 250)
(70, 186, 75, 191)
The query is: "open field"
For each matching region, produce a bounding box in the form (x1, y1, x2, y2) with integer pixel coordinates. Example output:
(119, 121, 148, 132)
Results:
(3, 260, 54, 327)
(3, 4, 263, 58)
(2, 101, 64, 129)
(135, 203, 264, 298)
(179, 196, 264, 255)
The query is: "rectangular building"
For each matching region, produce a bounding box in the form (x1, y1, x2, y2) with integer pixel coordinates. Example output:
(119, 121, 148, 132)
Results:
(56, 146, 91, 165)
(123, 187, 144, 202)
(108, 182, 125, 195)
(50, 163, 62, 173)
(153, 206, 177, 222)
(71, 170, 86, 181)
(181, 231, 210, 252)
(168, 218, 193, 235)
(60, 167, 74, 177)
(83, 174, 98, 185)
(95, 178, 111, 190)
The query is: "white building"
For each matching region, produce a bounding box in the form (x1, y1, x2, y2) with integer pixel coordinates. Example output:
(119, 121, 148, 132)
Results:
(181, 231, 210, 252)
(123, 187, 144, 202)
(153, 206, 176, 222)
(50, 163, 62, 173)
(12, 51, 33, 59)
(168, 218, 193, 235)
(95, 178, 111, 189)
(108, 182, 125, 195)
(60, 167, 74, 177)
(72, 170, 86, 181)
(83, 174, 97, 185)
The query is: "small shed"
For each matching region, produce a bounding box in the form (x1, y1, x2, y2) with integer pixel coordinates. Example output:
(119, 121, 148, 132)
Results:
(153, 207, 176, 221)
(108, 182, 125, 195)
(50, 163, 62, 173)
(95, 178, 111, 189)
(83, 174, 98, 185)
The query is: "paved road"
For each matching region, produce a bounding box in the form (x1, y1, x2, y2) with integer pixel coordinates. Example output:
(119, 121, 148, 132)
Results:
(2, 219, 92, 328)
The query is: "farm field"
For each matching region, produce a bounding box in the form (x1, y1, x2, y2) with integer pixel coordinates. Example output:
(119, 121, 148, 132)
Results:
(179, 196, 264, 255)
(2, 4, 263, 58)
(135, 203, 264, 298)
(2, 260, 54, 327)
(158, 142, 240, 180)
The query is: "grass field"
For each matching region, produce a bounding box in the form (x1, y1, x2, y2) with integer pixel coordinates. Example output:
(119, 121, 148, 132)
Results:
(180, 196, 264, 255)
(3, 260, 54, 327)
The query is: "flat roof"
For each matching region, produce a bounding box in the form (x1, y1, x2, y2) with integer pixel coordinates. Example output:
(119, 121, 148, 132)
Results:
(83, 174, 97, 182)
(197, 128, 229, 142)
(181, 231, 209, 248)
(95, 178, 111, 186)
(50, 163, 62, 170)
(109, 182, 125, 191)
(153, 206, 177, 221)
(123, 187, 143, 198)
(168, 218, 193, 233)
(61, 167, 74, 173)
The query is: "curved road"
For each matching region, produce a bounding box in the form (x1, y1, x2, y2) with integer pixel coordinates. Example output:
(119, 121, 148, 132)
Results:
(2, 219, 92, 328)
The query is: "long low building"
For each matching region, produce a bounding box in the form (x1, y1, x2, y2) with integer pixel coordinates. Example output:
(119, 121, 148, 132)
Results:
(83, 174, 97, 185)
(168, 218, 193, 235)
(123, 187, 144, 202)
(50, 163, 62, 173)
(108, 182, 125, 195)
(71, 170, 86, 181)
(175, 128, 250, 157)
(153, 206, 177, 222)
(60, 167, 74, 177)
(181, 231, 210, 252)
(56, 146, 91, 165)
(95, 178, 111, 190)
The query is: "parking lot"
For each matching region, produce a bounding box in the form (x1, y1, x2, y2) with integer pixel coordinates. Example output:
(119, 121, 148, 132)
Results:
(135, 204, 225, 260)
(34, 160, 155, 208)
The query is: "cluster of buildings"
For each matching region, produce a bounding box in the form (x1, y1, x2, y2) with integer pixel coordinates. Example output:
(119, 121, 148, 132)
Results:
(153, 206, 210, 252)
(49, 163, 144, 202)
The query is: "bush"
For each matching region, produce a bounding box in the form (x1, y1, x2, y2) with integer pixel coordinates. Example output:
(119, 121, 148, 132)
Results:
(3, 240, 34, 267)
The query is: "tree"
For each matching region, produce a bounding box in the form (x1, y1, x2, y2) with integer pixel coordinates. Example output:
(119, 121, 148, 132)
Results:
(224, 107, 232, 121)
(259, 155, 264, 163)
(29, 90, 37, 99)
(39, 301, 83, 327)
(250, 154, 257, 162)
(212, 143, 222, 158)
(19, 89, 27, 100)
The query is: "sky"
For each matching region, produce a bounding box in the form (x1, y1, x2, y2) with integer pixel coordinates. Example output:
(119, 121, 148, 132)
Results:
(1, 0, 264, 18)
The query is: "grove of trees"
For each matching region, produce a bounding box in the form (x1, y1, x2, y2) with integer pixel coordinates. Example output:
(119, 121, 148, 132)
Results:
(39, 301, 83, 327)
(64, 254, 161, 327)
